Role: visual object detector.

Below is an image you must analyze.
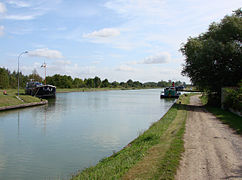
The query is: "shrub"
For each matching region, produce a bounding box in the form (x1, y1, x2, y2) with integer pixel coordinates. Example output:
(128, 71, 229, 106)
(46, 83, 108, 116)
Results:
(223, 86, 242, 111)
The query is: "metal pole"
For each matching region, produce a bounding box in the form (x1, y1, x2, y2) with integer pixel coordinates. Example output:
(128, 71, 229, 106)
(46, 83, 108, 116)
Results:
(45, 62, 46, 85)
(18, 51, 28, 97)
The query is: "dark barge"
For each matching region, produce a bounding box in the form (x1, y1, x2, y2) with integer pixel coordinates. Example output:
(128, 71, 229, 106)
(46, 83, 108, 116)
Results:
(25, 82, 56, 98)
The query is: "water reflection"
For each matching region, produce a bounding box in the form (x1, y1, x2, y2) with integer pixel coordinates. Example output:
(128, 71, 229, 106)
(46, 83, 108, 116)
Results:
(18, 111, 20, 137)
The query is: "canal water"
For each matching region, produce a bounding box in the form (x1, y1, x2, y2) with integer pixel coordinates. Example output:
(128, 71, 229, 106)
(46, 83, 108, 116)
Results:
(0, 89, 175, 180)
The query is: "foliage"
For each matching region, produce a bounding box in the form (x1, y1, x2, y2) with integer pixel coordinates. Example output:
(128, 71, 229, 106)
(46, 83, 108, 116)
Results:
(28, 69, 43, 82)
(0, 67, 29, 89)
(181, 9, 242, 94)
(73, 78, 85, 88)
(223, 85, 242, 111)
(101, 79, 109, 88)
(93, 76, 101, 88)
(0, 67, 9, 88)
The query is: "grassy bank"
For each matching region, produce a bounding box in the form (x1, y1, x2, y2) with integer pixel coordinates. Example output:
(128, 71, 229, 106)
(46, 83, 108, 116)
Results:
(72, 94, 191, 180)
(200, 94, 242, 134)
(0, 89, 42, 108)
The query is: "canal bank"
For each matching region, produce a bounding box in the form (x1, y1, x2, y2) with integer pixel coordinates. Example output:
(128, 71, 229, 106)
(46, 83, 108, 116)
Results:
(72, 94, 192, 180)
(0, 89, 47, 111)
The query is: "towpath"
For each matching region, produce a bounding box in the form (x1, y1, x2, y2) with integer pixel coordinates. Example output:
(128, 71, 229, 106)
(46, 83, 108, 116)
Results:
(176, 95, 242, 180)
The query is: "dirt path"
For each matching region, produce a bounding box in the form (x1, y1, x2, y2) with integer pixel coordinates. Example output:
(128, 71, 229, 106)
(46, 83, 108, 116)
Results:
(176, 95, 242, 180)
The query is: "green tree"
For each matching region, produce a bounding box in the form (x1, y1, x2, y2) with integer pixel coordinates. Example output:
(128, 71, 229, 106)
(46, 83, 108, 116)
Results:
(73, 78, 84, 88)
(101, 79, 109, 88)
(86, 78, 94, 88)
(0, 67, 9, 88)
(111, 81, 119, 88)
(127, 79, 133, 87)
(93, 76, 101, 88)
(133, 81, 142, 88)
(9, 71, 17, 88)
(181, 9, 242, 95)
(28, 69, 43, 83)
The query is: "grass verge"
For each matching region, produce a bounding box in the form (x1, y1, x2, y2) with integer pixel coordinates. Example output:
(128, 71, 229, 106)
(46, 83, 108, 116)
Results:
(200, 94, 242, 134)
(72, 94, 192, 180)
(0, 89, 42, 108)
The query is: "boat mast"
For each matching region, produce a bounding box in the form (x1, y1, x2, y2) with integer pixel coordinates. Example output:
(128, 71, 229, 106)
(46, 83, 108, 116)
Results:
(41, 62, 47, 85)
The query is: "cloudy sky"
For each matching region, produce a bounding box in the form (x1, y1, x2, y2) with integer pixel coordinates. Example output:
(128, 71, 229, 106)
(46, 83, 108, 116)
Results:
(0, 0, 240, 83)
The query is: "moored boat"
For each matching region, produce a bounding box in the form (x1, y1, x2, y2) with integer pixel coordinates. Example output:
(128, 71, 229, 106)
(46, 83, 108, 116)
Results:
(160, 86, 181, 99)
(25, 81, 56, 98)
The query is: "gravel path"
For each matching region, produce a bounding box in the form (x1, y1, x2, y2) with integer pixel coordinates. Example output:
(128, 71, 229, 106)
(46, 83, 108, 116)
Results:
(176, 95, 242, 180)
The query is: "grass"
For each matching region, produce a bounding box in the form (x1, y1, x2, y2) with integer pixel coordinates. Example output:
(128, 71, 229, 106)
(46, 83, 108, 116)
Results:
(72, 94, 192, 180)
(200, 93, 242, 134)
(0, 89, 42, 108)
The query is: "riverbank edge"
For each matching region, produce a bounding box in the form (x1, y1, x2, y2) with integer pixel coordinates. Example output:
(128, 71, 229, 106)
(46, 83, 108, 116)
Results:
(71, 94, 191, 179)
(0, 100, 48, 111)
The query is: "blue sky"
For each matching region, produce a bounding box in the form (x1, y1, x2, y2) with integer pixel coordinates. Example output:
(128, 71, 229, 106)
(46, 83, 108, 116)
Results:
(0, 0, 241, 83)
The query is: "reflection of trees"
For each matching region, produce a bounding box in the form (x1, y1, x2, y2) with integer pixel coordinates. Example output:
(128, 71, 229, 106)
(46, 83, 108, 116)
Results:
(163, 98, 176, 103)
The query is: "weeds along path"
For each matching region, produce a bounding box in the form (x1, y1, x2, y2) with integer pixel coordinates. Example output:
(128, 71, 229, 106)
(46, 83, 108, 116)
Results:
(176, 95, 242, 180)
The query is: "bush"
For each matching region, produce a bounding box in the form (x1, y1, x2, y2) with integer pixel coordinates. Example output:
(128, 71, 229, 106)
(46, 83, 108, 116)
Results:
(223, 86, 242, 111)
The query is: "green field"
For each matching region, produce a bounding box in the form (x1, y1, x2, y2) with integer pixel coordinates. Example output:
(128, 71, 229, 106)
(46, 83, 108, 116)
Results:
(72, 94, 192, 180)
(0, 89, 42, 108)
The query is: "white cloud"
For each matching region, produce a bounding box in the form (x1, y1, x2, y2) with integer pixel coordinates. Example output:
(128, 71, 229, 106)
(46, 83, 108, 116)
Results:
(128, 52, 171, 65)
(54, 59, 71, 65)
(116, 65, 137, 72)
(1, 1, 62, 21)
(0, 2, 6, 13)
(0, 26, 4, 36)
(83, 28, 120, 38)
(105, 0, 165, 19)
(4, 14, 37, 20)
(91, 61, 101, 65)
(28, 48, 64, 59)
(141, 52, 171, 64)
(7, 0, 31, 8)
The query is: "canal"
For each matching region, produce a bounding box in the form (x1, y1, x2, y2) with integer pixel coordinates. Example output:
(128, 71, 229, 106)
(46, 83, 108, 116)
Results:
(0, 89, 175, 180)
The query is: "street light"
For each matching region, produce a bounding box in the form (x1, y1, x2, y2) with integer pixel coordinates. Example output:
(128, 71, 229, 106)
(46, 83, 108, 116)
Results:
(18, 51, 28, 97)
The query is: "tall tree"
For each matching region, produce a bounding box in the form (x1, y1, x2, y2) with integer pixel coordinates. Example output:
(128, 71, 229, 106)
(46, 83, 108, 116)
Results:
(181, 9, 242, 94)
(93, 76, 101, 88)
(0, 67, 9, 88)
(29, 69, 43, 83)
(101, 79, 109, 88)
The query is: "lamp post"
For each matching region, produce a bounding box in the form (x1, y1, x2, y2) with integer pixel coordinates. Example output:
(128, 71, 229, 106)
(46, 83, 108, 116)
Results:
(18, 51, 28, 97)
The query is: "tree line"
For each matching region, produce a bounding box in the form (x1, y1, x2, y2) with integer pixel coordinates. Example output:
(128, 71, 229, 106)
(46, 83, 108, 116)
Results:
(0, 68, 42, 89)
(0, 67, 186, 89)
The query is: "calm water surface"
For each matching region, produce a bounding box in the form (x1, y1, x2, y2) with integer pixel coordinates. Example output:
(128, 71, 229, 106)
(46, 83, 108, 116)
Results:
(0, 89, 175, 180)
